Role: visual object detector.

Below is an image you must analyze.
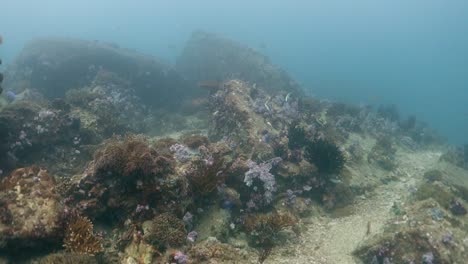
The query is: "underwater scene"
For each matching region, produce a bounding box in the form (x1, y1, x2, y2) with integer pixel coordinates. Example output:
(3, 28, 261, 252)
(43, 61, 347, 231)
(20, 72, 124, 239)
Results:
(0, 1, 468, 264)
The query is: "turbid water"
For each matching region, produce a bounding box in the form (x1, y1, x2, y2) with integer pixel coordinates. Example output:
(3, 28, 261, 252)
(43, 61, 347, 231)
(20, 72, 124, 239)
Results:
(0, 2, 467, 264)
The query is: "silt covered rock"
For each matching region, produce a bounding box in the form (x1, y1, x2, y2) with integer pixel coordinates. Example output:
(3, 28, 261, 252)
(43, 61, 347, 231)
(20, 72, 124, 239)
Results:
(0, 166, 64, 251)
(5, 37, 191, 110)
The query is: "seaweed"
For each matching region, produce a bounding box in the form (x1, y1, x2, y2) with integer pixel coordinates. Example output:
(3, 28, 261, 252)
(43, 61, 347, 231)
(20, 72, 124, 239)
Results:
(187, 156, 226, 197)
(142, 213, 187, 251)
(243, 211, 297, 248)
(63, 215, 103, 256)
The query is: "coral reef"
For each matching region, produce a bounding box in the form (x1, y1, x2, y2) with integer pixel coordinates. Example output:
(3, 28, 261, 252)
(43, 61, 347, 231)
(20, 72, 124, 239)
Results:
(0, 31, 464, 264)
(65, 135, 187, 221)
(64, 69, 150, 139)
(5, 37, 191, 110)
(0, 100, 83, 174)
(354, 230, 442, 264)
(243, 157, 282, 210)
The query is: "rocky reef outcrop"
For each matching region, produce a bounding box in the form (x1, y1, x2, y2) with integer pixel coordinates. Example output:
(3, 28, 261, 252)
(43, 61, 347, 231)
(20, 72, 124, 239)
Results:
(0, 31, 465, 264)
(5, 37, 191, 110)
(176, 31, 303, 96)
(0, 166, 64, 252)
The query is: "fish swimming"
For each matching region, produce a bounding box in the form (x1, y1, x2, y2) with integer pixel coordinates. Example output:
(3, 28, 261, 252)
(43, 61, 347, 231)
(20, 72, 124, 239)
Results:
(197, 80, 221, 90)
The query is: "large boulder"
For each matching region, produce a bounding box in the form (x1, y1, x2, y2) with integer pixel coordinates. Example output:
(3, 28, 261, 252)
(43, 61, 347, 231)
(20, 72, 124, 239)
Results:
(0, 166, 64, 252)
(5, 38, 191, 110)
(176, 31, 304, 96)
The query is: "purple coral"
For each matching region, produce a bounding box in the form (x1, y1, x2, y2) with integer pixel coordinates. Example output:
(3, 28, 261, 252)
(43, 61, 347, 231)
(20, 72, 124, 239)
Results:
(286, 189, 297, 206)
(5, 90, 16, 102)
(187, 230, 198, 243)
(422, 252, 434, 264)
(244, 157, 282, 205)
(170, 143, 192, 162)
(173, 251, 188, 264)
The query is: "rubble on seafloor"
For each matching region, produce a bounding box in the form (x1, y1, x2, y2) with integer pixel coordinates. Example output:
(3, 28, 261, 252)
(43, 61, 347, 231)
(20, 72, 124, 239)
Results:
(0, 32, 466, 264)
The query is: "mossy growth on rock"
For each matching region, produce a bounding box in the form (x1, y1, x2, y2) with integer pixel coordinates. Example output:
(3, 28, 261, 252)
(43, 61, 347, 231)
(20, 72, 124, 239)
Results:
(67, 134, 184, 222)
(423, 169, 444, 182)
(0, 166, 63, 252)
(142, 213, 187, 251)
(187, 237, 253, 263)
(414, 182, 456, 209)
(243, 211, 298, 249)
(187, 155, 226, 198)
(33, 252, 98, 264)
(354, 230, 442, 264)
(93, 134, 175, 180)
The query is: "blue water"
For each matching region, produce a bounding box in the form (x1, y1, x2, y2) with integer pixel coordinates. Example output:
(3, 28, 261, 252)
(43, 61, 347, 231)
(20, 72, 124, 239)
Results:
(1, 0, 467, 144)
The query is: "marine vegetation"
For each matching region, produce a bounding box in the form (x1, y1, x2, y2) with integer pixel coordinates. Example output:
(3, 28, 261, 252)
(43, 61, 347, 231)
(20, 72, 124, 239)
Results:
(1, 31, 467, 264)
(63, 214, 103, 255)
(142, 213, 187, 251)
(187, 238, 254, 263)
(187, 154, 226, 198)
(65, 134, 185, 223)
(354, 231, 441, 264)
(243, 211, 298, 263)
(34, 252, 98, 264)
(93, 134, 174, 179)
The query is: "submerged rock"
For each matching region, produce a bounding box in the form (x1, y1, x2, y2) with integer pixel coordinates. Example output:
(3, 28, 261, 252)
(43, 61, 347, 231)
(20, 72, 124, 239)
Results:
(0, 101, 84, 174)
(176, 31, 303, 96)
(0, 166, 64, 251)
(5, 37, 191, 110)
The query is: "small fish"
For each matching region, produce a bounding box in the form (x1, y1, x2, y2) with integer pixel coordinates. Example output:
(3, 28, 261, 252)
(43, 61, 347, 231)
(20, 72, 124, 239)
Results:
(329, 178, 342, 184)
(264, 97, 271, 111)
(0, 35, 3, 45)
(197, 80, 221, 90)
